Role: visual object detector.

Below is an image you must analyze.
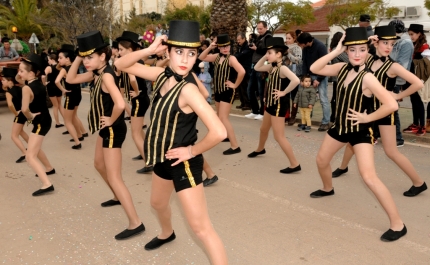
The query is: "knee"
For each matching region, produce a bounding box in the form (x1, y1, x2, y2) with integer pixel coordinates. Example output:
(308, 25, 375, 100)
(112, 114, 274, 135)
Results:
(188, 219, 211, 240)
(94, 159, 104, 172)
(316, 154, 329, 168)
(150, 197, 169, 212)
(273, 133, 285, 143)
(361, 173, 379, 188)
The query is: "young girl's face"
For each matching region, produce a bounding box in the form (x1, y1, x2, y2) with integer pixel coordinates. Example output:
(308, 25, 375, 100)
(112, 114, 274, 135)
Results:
(302, 78, 312, 88)
(168, 47, 197, 76)
(218, 45, 230, 55)
(18, 63, 35, 81)
(375, 40, 396, 57)
(47, 58, 56, 65)
(285, 34, 295, 45)
(266, 48, 281, 63)
(118, 44, 133, 57)
(1, 77, 12, 89)
(408, 31, 421, 42)
(111, 48, 118, 56)
(346, 44, 368, 65)
(58, 53, 70, 66)
(82, 53, 106, 71)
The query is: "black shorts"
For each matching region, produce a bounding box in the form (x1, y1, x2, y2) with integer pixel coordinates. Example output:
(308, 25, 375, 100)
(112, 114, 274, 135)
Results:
(375, 112, 395, 126)
(265, 100, 289, 117)
(98, 121, 127, 148)
(13, 112, 27, 125)
(154, 154, 204, 192)
(131, 95, 150, 117)
(64, 94, 82, 110)
(31, 115, 52, 136)
(327, 127, 374, 146)
(47, 84, 62, 98)
(214, 89, 235, 104)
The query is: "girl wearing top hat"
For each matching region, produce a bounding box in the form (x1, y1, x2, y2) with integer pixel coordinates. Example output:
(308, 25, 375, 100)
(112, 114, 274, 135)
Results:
(55, 44, 88, 149)
(115, 20, 228, 264)
(403, 24, 429, 136)
(43, 53, 64, 128)
(309, 27, 406, 242)
(247, 37, 301, 174)
(66, 31, 145, 240)
(2, 67, 29, 163)
(116, 31, 153, 173)
(199, 33, 245, 155)
(19, 54, 56, 196)
(332, 25, 427, 197)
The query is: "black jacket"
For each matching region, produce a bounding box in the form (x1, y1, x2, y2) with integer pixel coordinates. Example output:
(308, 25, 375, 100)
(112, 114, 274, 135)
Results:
(302, 38, 328, 82)
(252, 30, 272, 64)
(235, 40, 253, 74)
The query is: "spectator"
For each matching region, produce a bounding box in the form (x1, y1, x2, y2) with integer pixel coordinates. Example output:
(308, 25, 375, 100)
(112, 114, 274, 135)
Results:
(200, 34, 206, 42)
(284, 31, 302, 125)
(388, 19, 414, 146)
(235, 32, 252, 111)
(359, 14, 375, 55)
(295, 29, 303, 37)
(245, 21, 272, 120)
(198, 62, 212, 103)
(249, 33, 257, 44)
(297, 32, 329, 131)
(0, 37, 19, 61)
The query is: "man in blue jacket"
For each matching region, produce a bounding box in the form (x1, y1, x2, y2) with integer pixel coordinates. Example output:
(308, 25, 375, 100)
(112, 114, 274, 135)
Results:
(297, 32, 329, 131)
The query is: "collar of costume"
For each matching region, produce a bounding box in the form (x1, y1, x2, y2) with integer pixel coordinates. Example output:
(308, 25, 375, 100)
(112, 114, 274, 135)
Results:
(165, 66, 183, 82)
(346, 63, 364, 72)
(93, 65, 107, 76)
(271, 61, 282, 67)
(373, 54, 387, 62)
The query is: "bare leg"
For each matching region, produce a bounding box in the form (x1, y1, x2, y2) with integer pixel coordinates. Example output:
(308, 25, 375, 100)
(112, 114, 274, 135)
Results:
(63, 109, 80, 145)
(130, 116, 145, 158)
(379, 125, 424, 186)
(19, 128, 29, 143)
(150, 173, 175, 239)
(255, 111, 271, 152)
(218, 101, 239, 149)
(72, 108, 84, 137)
(11, 123, 27, 155)
(56, 97, 64, 120)
(178, 185, 228, 265)
(203, 159, 216, 179)
(338, 143, 354, 170)
(353, 143, 404, 231)
(37, 149, 54, 172)
(94, 137, 118, 200)
(271, 115, 299, 167)
(49, 96, 61, 125)
(26, 134, 52, 188)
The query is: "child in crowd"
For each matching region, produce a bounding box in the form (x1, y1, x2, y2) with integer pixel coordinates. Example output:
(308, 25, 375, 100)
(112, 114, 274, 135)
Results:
(294, 74, 316, 132)
(198, 61, 212, 103)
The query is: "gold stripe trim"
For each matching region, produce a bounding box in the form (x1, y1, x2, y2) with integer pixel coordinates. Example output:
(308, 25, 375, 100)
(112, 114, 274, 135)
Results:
(184, 160, 196, 187)
(166, 40, 201, 47)
(379, 36, 398, 39)
(109, 127, 114, 148)
(65, 96, 69, 109)
(35, 124, 41, 135)
(79, 48, 96, 57)
(134, 99, 139, 117)
(369, 127, 374, 145)
(218, 42, 230, 47)
(391, 112, 394, 125)
(344, 40, 368, 45)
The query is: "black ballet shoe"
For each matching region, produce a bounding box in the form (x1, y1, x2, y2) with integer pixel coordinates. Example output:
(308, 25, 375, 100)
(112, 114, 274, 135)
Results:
(136, 166, 154, 174)
(248, 149, 266, 158)
(222, 138, 230, 142)
(310, 189, 335, 198)
(280, 165, 301, 174)
(124, 116, 131, 121)
(101, 199, 121, 207)
(16, 155, 26, 163)
(142, 125, 147, 129)
(62, 130, 69, 135)
(223, 147, 241, 155)
(82, 133, 89, 137)
(403, 182, 427, 197)
(72, 143, 82, 150)
(115, 223, 145, 240)
(35, 168, 56, 177)
(332, 167, 348, 178)
(380, 225, 407, 242)
(144, 232, 176, 250)
(32, 185, 54, 196)
(70, 137, 84, 142)
(203, 175, 218, 187)
(132, 154, 143, 160)
(55, 124, 64, 128)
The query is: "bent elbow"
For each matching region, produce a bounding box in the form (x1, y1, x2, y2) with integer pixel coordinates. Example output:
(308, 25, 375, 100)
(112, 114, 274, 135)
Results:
(389, 101, 398, 112)
(21, 107, 29, 113)
(116, 101, 125, 110)
(217, 126, 227, 141)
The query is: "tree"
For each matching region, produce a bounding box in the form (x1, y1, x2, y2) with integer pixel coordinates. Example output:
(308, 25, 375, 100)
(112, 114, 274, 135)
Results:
(426, 0, 430, 16)
(164, 3, 212, 36)
(326, 0, 400, 30)
(210, 0, 247, 41)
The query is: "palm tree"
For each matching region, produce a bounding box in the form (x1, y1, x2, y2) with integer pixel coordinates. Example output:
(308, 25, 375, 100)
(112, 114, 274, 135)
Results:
(0, 0, 47, 40)
(210, 0, 248, 40)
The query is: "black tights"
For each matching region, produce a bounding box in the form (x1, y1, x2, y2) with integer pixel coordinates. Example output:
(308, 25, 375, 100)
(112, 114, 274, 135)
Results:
(410, 92, 425, 126)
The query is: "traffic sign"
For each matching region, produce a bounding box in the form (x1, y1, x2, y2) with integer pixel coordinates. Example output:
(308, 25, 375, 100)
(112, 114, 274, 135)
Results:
(29, 33, 39, 44)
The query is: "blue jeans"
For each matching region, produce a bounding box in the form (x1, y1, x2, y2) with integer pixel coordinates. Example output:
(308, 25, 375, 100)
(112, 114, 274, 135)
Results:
(247, 68, 265, 115)
(394, 85, 404, 141)
(311, 75, 329, 124)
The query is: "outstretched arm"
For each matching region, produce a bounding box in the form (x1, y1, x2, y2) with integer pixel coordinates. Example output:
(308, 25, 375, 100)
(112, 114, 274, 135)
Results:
(310, 34, 346, 77)
(66, 56, 93, 84)
(198, 42, 218, 62)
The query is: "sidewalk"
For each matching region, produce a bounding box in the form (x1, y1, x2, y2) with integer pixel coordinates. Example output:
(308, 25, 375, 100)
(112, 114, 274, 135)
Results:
(219, 82, 430, 145)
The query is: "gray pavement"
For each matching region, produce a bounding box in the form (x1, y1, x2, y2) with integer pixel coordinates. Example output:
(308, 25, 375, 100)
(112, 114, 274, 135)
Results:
(0, 91, 430, 264)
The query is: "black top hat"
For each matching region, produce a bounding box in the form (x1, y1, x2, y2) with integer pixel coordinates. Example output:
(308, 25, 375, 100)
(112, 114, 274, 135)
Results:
(166, 20, 201, 48)
(359, 14, 371, 22)
(265, 37, 288, 51)
(408, 24, 424, 33)
(76, 31, 109, 57)
(374, 25, 400, 40)
(112, 41, 119, 49)
(59, 44, 75, 53)
(217, 34, 230, 47)
(116, 31, 141, 48)
(343, 27, 370, 46)
(22, 54, 44, 71)
(1, 67, 17, 78)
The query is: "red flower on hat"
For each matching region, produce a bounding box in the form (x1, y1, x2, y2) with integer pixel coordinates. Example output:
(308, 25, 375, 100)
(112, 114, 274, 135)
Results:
(143, 30, 155, 44)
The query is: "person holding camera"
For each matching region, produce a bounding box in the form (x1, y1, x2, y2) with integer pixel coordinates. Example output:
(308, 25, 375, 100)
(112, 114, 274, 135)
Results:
(235, 32, 252, 110)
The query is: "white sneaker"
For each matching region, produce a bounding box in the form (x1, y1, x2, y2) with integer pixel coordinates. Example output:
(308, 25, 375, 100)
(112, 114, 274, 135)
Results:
(245, 113, 257, 119)
(254, 114, 264, 120)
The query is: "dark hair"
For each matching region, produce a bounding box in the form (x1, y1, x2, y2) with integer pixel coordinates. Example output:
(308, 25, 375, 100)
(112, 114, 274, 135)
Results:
(3, 76, 19, 85)
(94, 46, 112, 62)
(413, 33, 427, 54)
(271, 47, 287, 55)
(301, 74, 311, 81)
(285, 31, 297, 42)
(295, 29, 303, 37)
(257, 21, 268, 28)
(118, 40, 139, 51)
(22, 61, 41, 77)
(210, 32, 218, 38)
(48, 53, 58, 61)
(237, 32, 246, 39)
(330, 32, 344, 50)
(201, 40, 210, 47)
(59, 51, 76, 62)
(1, 37, 10, 43)
(297, 32, 313, 44)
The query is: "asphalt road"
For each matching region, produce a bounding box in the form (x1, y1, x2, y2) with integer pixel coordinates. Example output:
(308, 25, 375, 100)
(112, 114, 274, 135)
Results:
(1, 91, 430, 264)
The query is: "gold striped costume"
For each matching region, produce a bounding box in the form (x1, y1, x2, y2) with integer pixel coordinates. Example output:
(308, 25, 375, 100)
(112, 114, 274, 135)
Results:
(213, 54, 236, 103)
(265, 66, 290, 117)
